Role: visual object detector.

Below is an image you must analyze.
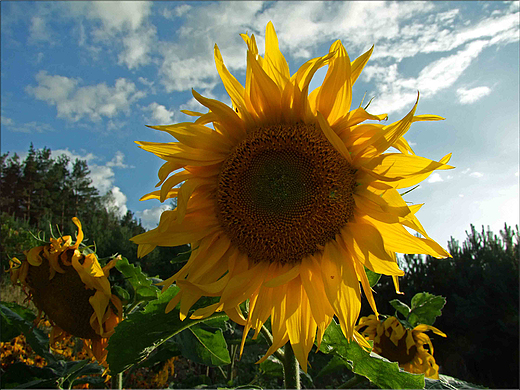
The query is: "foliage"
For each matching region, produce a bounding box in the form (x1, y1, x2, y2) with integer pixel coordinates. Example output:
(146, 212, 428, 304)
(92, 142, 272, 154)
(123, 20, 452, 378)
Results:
(390, 292, 446, 328)
(366, 224, 519, 389)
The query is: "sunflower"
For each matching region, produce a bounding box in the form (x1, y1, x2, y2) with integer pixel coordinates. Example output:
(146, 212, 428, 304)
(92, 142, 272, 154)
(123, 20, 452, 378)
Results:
(356, 314, 447, 379)
(131, 22, 452, 371)
(9, 217, 122, 367)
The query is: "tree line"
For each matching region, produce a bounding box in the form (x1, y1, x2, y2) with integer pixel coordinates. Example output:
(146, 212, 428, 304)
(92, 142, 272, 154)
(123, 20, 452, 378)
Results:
(363, 224, 519, 389)
(0, 144, 187, 278)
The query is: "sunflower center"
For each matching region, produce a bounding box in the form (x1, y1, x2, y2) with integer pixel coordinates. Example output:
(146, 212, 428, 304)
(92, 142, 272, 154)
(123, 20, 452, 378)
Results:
(376, 330, 418, 365)
(27, 250, 100, 340)
(216, 122, 356, 264)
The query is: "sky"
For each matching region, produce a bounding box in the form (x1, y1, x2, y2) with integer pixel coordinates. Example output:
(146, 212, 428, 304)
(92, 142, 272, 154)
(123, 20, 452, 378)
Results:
(1, 1, 519, 250)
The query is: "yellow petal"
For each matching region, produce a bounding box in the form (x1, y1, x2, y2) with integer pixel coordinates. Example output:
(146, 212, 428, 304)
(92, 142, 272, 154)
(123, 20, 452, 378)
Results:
(316, 40, 352, 125)
(264, 21, 290, 90)
(317, 111, 352, 163)
(286, 278, 317, 372)
(340, 222, 404, 276)
(350, 45, 374, 85)
(320, 241, 361, 340)
(364, 216, 451, 258)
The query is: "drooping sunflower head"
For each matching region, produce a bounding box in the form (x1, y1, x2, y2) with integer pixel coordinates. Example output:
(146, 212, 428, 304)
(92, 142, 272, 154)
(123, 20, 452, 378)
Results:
(9, 218, 122, 366)
(132, 22, 453, 371)
(356, 314, 447, 379)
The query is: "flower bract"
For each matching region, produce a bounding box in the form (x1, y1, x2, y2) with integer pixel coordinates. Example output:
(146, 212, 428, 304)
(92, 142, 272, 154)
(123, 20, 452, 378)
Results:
(9, 217, 122, 367)
(356, 314, 447, 379)
(132, 22, 453, 370)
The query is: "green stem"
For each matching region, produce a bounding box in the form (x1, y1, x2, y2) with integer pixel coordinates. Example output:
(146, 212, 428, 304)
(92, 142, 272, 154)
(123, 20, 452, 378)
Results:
(283, 342, 300, 389)
(110, 372, 123, 390)
(260, 324, 285, 362)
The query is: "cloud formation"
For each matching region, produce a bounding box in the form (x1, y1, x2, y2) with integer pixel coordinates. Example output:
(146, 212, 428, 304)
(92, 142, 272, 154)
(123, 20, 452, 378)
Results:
(457, 86, 492, 104)
(26, 71, 146, 122)
(143, 102, 175, 125)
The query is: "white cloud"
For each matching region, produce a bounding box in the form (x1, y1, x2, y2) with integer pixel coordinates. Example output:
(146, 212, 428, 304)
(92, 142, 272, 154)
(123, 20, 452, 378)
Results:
(135, 204, 173, 230)
(118, 26, 156, 69)
(162, 4, 192, 19)
(1, 116, 15, 126)
(105, 186, 128, 217)
(106, 151, 132, 169)
(427, 172, 444, 183)
(456, 86, 492, 104)
(5, 120, 54, 133)
(144, 102, 175, 124)
(26, 71, 146, 122)
(29, 16, 53, 44)
(64, 1, 156, 70)
(470, 171, 484, 178)
(90, 165, 115, 194)
(365, 39, 489, 113)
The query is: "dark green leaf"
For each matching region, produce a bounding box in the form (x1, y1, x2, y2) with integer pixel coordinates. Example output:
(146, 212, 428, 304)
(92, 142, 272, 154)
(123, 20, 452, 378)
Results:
(2, 362, 58, 389)
(176, 325, 230, 366)
(364, 267, 382, 287)
(0, 301, 36, 342)
(408, 292, 446, 327)
(106, 285, 227, 373)
(390, 299, 411, 319)
(115, 256, 159, 302)
(112, 285, 130, 302)
(318, 320, 424, 389)
(259, 356, 284, 378)
(0, 304, 54, 362)
(316, 354, 352, 379)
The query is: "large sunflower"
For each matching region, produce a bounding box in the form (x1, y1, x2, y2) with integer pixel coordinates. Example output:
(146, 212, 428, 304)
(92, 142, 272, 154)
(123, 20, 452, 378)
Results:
(132, 22, 452, 370)
(356, 315, 447, 379)
(10, 218, 122, 366)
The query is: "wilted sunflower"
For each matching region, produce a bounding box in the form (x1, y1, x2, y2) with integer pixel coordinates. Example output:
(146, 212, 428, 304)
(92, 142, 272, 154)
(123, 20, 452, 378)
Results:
(132, 22, 452, 370)
(10, 217, 122, 366)
(356, 314, 447, 379)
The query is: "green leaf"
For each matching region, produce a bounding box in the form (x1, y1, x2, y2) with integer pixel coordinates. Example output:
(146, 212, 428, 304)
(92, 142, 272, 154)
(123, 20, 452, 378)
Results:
(315, 354, 351, 379)
(364, 267, 382, 287)
(176, 324, 230, 366)
(112, 285, 130, 302)
(318, 320, 424, 389)
(425, 374, 488, 389)
(115, 256, 159, 302)
(408, 292, 446, 327)
(106, 285, 227, 373)
(259, 356, 284, 378)
(0, 304, 54, 362)
(0, 301, 36, 342)
(1, 362, 58, 389)
(390, 299, 411, 319)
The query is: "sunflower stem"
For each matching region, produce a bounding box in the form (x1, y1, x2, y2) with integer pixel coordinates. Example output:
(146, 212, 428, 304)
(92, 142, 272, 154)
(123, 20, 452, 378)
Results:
(110, 372, 123, 390)
(260, 324, 285, 362)
(283, 342, 300, 389)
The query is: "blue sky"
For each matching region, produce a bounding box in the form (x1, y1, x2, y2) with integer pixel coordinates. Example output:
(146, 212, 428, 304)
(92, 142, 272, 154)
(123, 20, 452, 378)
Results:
(1, 1, 519, 249)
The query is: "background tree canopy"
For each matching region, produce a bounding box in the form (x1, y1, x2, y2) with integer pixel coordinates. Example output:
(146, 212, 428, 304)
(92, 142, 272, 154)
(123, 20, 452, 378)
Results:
(1, 145, 518, 389)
